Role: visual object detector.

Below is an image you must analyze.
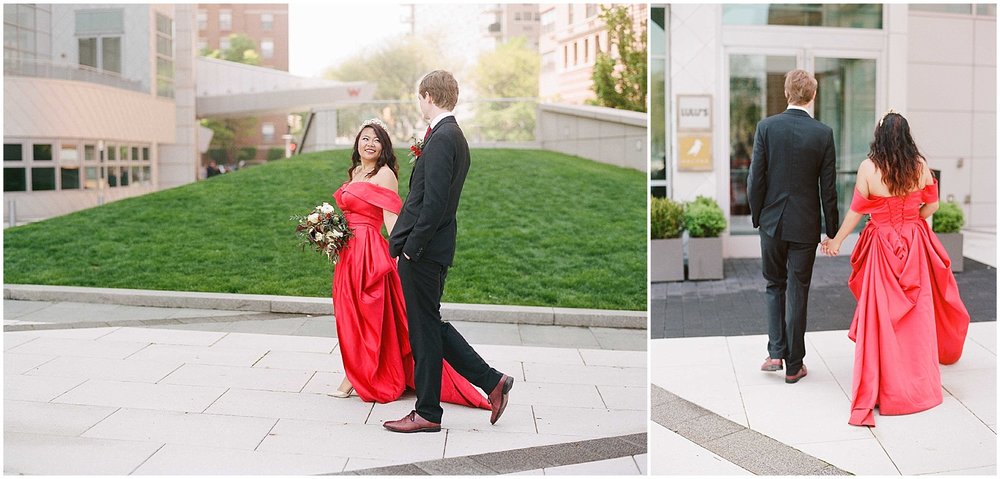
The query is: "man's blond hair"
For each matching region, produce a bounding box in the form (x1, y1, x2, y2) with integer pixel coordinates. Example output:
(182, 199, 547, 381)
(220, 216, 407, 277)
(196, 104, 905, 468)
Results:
(784, 69, 817, 106)
(418, 70, 459, 111)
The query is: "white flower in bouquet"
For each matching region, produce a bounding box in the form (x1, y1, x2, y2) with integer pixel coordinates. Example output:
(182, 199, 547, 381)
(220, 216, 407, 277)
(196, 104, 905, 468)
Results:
(314, 231, 323, 242)
(320, 202, 335, 215)
(307, 213, 320, 224)
(330, 229, 343, 238)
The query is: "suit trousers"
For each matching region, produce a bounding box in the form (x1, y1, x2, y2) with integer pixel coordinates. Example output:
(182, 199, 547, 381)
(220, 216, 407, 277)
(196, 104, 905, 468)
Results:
(759, 230, 817, 375)
(397, 257, 502, 423)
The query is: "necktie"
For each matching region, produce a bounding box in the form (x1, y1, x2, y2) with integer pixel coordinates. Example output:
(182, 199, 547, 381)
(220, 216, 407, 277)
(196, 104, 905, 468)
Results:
(423, 126, 432, 142)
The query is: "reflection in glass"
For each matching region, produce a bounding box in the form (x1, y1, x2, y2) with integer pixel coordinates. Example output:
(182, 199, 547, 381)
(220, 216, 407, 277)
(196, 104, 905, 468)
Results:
(728, 54, 796, 234)
(84, 166, 98, 189)
(31, 167, 55, 190)
(61, 167, 80, 189)
(33, 143, 52, 161)
(5, 144, 23, 161)
(723, 4, 882, 28)
(4, 168, 26, 191)
(651, 59, 667, 184)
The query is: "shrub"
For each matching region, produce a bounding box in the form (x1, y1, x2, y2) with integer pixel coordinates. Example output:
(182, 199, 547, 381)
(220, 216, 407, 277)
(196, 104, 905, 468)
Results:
(266, 148, 285, 161)
(237, 147, 258, 162)
(651, 196, 685, 239)
(933, 201, 964, 234)
(684, 196, 726, 238)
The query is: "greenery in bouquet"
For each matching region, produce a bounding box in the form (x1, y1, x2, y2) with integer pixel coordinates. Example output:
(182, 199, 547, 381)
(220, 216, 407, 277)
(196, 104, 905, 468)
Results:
(292, 202, 353, 264)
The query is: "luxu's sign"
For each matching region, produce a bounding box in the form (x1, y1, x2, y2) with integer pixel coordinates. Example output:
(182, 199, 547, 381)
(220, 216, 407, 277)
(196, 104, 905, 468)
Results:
(677, 95, 713, 171)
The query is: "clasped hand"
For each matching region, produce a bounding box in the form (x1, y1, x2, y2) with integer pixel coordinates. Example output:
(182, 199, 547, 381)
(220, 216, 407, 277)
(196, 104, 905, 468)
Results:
(820, 237, 840, 257)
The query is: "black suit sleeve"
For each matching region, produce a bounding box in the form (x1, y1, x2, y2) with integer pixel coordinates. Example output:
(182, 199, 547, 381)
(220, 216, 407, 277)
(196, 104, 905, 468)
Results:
(819, 129, 840, 237)
(403, 131, 454, 260)
(748, 123, 767, 228)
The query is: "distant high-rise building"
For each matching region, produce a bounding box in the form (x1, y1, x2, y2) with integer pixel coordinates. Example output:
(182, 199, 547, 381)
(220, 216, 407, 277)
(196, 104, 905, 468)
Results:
(539, 3, 647, 105)
(197, 4, 289, 161)
(485, 4, 541, 52)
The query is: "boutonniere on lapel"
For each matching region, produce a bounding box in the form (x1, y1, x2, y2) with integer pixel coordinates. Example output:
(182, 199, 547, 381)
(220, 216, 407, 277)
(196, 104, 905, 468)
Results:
(408, 135, 424, 165)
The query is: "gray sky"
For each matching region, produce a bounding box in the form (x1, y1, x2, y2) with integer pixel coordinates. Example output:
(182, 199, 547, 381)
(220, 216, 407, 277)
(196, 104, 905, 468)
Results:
(288, 2, 405, 78)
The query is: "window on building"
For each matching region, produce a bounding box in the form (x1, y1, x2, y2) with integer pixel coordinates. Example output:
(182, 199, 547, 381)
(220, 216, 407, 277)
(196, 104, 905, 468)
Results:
(910, 4, 972, 15)
(84, 166, 98, 189)
(5, 4, 53, 72)
(584, 38, 589, 63)
(541, 10, 555, 34)
(261, 13, 273, 31)
(4, 144, 23, 161)
(977, 4, 997, 16)
(4, 168, 26, 191)
(220, 35, 230, 51)
(61, 166, 80, 189)
(515, 12, 522, 21)
(119, 145, 128, 162)
(568, 6, 574, 24)
(31, 167, 55, 190)
(563, 44, 568, 69)
(75, 9, 123, 73)
(33, 144, 51, 161)
(541, 51, 555, 73)
(156, 13, 174, 98)
(196, 10, 207, 30)
(78, 36, 121, 73)
(573, 42, 578, 65)
(586, 4, 598, 18)
(107, 145, 116, 161)
(261, 39, 274, 59)
(595, 34, 601, 54)
(78, 37, 97, 68)
(262, 123, 275, 142)
(722, 4, 883, 28)
(84, 144, 95, 162)
(219, 9, 231, 30)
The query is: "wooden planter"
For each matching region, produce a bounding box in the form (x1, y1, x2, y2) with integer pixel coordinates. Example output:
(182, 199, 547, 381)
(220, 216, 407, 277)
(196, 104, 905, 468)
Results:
(686, 237, 724, 280)
(937, 232, 964, 273)
(651, 238, 684, 282)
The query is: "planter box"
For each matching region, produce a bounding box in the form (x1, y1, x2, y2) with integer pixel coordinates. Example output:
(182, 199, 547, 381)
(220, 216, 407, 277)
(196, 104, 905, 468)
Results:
(687, 237, 724, 280)
(651, 238, 684, 282)
(937, 232, 964, 273)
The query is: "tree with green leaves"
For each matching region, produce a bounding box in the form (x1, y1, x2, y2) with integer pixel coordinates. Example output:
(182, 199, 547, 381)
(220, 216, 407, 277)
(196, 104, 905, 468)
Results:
(471, 37, 539, 141)
(590, 5, 647, 112)
(201, 34, 261, 168)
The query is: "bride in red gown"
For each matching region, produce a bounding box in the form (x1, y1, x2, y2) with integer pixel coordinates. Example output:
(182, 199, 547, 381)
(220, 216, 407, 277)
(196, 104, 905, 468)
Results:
(329, 119, 489, 410)
(822, 112, 970, 427)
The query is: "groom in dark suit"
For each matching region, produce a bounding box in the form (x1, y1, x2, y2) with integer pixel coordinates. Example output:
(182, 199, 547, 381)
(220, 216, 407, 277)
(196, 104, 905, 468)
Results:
(385, 70, 513, 433)
(748, 69, 839, 384)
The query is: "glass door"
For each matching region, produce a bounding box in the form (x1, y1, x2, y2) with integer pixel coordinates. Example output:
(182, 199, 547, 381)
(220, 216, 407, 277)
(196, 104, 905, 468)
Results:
(727, 52, 878, 235)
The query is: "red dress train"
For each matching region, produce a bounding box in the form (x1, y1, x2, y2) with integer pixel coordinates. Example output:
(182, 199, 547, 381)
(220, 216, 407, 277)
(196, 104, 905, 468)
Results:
(332, 181, 489, 409)
(846, 181, 970, 426)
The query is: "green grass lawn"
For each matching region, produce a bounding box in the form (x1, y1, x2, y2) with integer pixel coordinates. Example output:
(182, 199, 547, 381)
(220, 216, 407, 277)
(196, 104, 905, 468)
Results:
(4, 149, 646, 310)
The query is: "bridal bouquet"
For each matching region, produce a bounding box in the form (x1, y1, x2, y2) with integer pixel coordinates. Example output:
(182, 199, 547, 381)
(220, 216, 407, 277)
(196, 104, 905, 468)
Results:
(292, 202, 353, 264)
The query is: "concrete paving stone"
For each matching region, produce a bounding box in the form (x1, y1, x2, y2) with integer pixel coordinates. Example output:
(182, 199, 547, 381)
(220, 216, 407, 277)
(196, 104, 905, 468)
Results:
(444, 429, 599, 459)
(523, 362, 646, 387)
(650, 384, 677, 407)
(649, 421, 752, 475)
(369, 397, 535, 434)
(415, 455, 501, 475)
(8, 336, 150, 359)
(204, 387, 373, 423)
(474, 344, 585, 366)
(650, 362, 748, 427)
(488, 359, 526, 381)
(506, 381, 605, 409)
(351, 463, 429, 475)
(2, 300, 52, 319)
(669, 410, 746, 445)
(220, 317, 313, 335)
(2, 431, 163, 475)
(596, 385, 647, 410)
(4, 400, 118, 436)
(258, 418, 445, 462)
(819, 352, 856, 399)
(506, 468, 545, 475)
(578, 348, 646, 368)
(702, 428, 836, 475)
(557, 435, 647, 461)
(98, 326, 227, 346)
(342, 457, 410, 472)
(3, 352, 56, 375)
(543, 455, 641, 475)
(942, 367, 997, 426)
(24, 355, 182, 383)
(450, 320, 523, 346)
(252, 349, 345, 373)
(727, 334, 839, 388)
(132, 443, 349, 475)
(160, 363, 314, 393)
(10, 301, 124, 323)
(212, 331, 338, 353)
(968, 321, 996, 354)
(942, 338, 998, 373)
(52, 379, 227, 413)
(650, 336, 732, 368)
(128, 343, 267, 367)
(533, 405, 646, 437)
(739, 380, 871, 445)
(269, 296, 332, 315)
(634, 454, 648, 475)
(4, 374, 87, 402)
(794, 437, 900, 475)
(441, 302, 554, 325)
(590, 327, 648, 351)
(299, 371, 348, 395)
(518, 324, 600, 349)
(467, 445, 561, 474)
(872, 396, 997, 475)
(649, 392, 713, 428)
(146, 321, 241, 333)
(804, 329, 857, 359)
(926, 465, 997, 475)
(291, 317, 339, 337)
(82, 407, 277, 450)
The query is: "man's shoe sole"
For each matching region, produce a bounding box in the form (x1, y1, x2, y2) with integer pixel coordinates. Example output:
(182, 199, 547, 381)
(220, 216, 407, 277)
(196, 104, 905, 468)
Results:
(491, 376, 514, 425)
(761, 364, 783, 372)
(785, 372, 807, 384)
(383, 425, 441, 433)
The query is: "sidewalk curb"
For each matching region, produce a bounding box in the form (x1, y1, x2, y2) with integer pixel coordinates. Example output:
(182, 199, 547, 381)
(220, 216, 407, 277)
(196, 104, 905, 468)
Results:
(3, 284, 647, 329)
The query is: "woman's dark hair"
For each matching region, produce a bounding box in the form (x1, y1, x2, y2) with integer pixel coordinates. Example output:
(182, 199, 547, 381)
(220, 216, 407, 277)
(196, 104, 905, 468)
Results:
(868, 112, 923, 197)
(348, 122, 398, 180)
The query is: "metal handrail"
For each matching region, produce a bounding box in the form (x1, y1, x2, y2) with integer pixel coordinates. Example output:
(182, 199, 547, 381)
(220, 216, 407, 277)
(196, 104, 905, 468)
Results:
(4, 58, 146, 93)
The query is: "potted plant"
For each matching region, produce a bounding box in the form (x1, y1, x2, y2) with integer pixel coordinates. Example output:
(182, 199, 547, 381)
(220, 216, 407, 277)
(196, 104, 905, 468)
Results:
(932, 200, 964, 273)
(684, 196, 726, 280)
(650, 196, 685, 282)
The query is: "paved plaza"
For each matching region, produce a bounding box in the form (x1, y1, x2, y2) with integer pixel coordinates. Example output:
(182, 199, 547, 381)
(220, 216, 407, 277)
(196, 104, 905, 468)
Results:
(3, 297, 647, 475)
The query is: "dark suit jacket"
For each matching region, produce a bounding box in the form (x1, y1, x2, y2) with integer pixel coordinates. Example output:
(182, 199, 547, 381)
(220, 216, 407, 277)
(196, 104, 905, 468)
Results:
(389, 116, 470, 265)
(747, 108, 839, 244)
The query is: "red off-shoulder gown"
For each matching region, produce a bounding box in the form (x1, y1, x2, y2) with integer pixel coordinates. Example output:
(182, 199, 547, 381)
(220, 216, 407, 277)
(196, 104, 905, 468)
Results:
(846, 180, 970, 426)
(332, 181, 489, 409)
